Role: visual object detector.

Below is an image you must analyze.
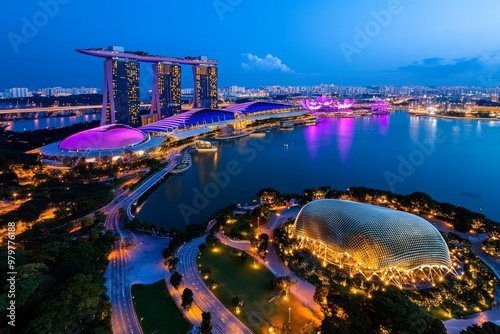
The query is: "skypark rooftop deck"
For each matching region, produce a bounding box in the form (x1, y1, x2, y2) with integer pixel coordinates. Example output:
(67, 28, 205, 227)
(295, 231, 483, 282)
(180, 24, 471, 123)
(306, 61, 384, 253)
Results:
(76, 48, 218, 66)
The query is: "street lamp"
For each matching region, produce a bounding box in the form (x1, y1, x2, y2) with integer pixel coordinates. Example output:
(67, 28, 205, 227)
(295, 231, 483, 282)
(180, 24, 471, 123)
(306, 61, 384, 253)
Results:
(12, 193, 17, 202)
(288, 307, 291, 324)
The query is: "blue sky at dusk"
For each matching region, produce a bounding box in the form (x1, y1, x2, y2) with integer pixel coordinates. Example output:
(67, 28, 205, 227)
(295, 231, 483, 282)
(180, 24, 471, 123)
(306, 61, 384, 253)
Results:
(2, 0, 500, 90)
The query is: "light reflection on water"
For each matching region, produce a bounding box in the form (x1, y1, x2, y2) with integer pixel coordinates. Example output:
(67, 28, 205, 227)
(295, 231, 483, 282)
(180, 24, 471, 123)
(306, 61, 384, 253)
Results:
(5, 114, 100, 132)
(137, 111, 500, 229)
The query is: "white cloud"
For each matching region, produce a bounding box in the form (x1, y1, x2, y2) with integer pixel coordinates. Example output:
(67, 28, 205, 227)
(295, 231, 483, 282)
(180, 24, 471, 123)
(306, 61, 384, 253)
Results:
(241, 53, 295, 73)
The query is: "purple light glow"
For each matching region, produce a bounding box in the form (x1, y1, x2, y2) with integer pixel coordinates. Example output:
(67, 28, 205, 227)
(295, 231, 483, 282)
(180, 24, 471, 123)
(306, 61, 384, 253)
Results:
(378, 115, 390, 135)
(370, 100, 390, 114)
(336, 118, 355, 161)
(300, 96, 356, 112)
(300, 95, 336, 111)
(59, 124, 147, 151)
(335, 99, 356, 111)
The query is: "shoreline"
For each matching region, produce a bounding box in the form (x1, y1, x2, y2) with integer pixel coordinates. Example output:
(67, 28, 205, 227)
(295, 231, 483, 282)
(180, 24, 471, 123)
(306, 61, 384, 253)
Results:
(407, 111, 500, 121)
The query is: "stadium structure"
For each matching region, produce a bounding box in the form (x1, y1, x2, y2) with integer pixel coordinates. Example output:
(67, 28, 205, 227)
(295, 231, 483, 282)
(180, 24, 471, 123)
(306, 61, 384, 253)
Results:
(291, 199, 458, 287)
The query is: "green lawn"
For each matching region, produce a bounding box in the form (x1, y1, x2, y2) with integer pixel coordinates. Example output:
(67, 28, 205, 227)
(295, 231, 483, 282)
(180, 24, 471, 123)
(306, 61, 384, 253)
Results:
(198, 245, 318, 333)
(223, 215, 255, 240)
(131, 280, 191, 334)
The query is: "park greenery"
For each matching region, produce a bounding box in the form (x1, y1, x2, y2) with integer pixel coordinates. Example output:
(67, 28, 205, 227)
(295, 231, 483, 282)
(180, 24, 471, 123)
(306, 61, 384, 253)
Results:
(169, 271, 183, 290)
(0, 215, 115, 333)
(123, 216, 169, 236)
(181, 288, 194, 310)
(197, 242, 320, 334)
(314, 285, 446, 334)
(200, 311, 213, 334)
(131, 280, 191, 334)
(251, 233, 270, 258)
(256, 186, 498, 233)
(0, 148, 114, 229)
(482, 237, 500, 257)
(460, 321, 500, 334)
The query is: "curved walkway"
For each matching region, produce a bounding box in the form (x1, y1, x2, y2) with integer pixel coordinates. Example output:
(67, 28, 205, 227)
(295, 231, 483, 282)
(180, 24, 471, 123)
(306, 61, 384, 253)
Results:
(217, 207, 323, 319)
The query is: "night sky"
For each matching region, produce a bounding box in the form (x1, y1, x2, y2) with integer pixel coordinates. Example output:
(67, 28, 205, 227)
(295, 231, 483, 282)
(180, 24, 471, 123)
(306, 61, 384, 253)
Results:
(2, 0, 500, 89)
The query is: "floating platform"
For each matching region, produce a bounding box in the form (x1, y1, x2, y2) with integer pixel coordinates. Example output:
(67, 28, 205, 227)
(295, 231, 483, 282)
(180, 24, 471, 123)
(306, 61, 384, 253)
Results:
(194, 139, 219, 152)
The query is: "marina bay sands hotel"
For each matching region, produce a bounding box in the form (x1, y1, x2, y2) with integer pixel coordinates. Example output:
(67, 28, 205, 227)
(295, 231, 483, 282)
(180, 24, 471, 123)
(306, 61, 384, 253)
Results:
(76, 46, 218, 127)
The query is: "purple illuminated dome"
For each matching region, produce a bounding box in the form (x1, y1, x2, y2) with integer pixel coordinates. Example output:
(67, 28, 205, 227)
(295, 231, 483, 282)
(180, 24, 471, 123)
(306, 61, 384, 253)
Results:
(59, 124, 147, 151)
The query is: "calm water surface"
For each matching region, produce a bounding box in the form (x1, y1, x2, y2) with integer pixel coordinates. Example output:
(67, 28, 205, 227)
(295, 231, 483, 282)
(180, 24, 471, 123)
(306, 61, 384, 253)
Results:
(137, 111, 500, 229)
(5, 114, 100, 132)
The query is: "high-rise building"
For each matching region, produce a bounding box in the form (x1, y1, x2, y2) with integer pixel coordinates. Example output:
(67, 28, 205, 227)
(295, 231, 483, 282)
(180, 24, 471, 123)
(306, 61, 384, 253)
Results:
(8, 88, 30, 98)
(106, 58, 140, 126)
(157, 63, 181, 117)
(193, 61, 218, 109)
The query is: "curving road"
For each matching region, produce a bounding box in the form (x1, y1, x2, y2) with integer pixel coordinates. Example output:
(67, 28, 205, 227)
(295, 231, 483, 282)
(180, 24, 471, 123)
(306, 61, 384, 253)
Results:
(175, 237, 253, 334)
(102, 153, 180, 334)
(105, 203, 142, 334)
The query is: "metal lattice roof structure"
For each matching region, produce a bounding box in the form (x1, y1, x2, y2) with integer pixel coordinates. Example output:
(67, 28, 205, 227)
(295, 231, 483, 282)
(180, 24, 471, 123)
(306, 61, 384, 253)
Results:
(292, 200, 455, 285)
(139, 108, 236, 134)
(139, 102, 304, 135)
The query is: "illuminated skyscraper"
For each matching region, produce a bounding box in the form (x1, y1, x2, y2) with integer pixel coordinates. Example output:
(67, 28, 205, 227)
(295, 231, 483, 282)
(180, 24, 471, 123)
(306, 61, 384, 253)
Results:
(78, 47, 217, 123)
(110, 58, 140, 126)
(157, 63, 181, 117)
(193, 59, 218, 109)
(99, 46, 141, 126)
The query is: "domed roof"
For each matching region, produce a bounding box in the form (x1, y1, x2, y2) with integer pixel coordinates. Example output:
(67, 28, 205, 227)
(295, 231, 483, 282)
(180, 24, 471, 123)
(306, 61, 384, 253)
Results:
(59, 124, 147, 151)
(293, 199, 452, 271)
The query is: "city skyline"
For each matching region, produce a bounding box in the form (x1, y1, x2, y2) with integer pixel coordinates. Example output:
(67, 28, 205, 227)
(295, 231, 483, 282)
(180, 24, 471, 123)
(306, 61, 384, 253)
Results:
(3, 1, 500, 89)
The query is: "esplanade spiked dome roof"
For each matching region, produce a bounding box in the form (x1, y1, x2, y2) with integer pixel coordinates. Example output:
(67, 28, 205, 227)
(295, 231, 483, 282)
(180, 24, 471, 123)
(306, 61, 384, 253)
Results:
(293, 199, 452, 271)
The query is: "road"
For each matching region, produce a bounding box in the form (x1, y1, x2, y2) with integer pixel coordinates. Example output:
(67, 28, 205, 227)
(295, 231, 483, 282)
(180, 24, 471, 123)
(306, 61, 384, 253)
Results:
(102, 153, 179, 334)
(175, 237, 253, 334)
(105, 201, 142, 334)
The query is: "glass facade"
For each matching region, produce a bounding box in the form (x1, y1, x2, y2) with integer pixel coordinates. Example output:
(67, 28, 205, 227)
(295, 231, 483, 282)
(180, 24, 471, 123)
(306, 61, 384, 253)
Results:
(158, 63, 181, 118)
(194, 65, 218, 109)
(111, 59, 140, 126)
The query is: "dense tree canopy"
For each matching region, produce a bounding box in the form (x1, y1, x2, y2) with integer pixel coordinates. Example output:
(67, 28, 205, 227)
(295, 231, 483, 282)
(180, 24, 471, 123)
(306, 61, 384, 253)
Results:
(0, 222, 115, 333)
